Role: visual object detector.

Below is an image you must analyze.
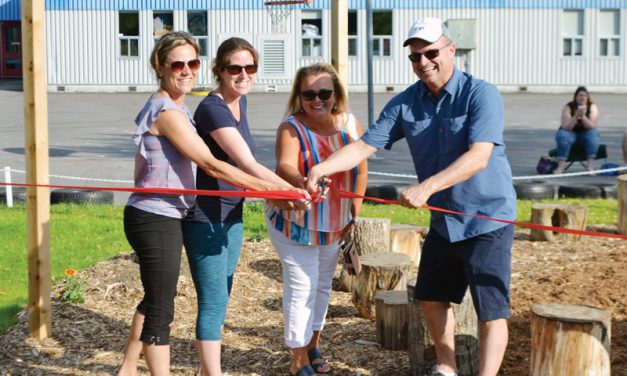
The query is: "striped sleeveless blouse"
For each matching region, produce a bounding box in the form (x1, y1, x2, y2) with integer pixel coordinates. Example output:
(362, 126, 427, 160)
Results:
(265, 112, 358, 246)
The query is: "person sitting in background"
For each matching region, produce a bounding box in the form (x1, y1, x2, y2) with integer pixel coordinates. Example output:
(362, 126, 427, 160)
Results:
(553, 86, 600, 174)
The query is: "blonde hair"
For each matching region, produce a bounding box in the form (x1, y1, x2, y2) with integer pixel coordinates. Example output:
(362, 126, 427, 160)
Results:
(150, 31, 199, 80)
(285, 63, 349, 116)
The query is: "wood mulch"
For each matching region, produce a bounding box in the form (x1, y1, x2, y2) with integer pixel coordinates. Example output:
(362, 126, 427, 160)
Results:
(0, 227, 625, 375)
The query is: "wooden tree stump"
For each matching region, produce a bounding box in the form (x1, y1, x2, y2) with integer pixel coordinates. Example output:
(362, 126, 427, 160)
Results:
(375, 290, 408, 350)
(530, 304, 611, 376)
(407, 278, 479, 376)
(389, 223, 424, 267)
(354, 217, 391, 256)
(337, 268, 355, 293)
(618, 175, 627, 235)
(530, 203, 588, 242)
(351, 252, 411, 320)
(338, 217, 392, 292)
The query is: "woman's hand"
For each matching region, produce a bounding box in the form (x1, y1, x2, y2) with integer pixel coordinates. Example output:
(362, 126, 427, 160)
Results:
(270, 186, 312, 211)
(290, 186, 312, 210)
(576, 105, 586, 120)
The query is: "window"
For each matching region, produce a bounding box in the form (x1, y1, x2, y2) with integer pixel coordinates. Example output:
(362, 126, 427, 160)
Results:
(348, 10, 358, 57)
(372, 10, 392, 57)
(301, 10, 322, 57)
(188, 11, 208, 57)
(562, 10, 583, 57)
(154, 11, 173, 39)
(599, 9, 620, 57)
(119, 12, 139, 57)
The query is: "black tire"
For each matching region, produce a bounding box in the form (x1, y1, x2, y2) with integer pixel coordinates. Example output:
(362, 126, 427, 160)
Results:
(513, 183, 556, 200)
(557, 185, 602, 199)
(365, 184, 407, 202)
(0, 187, 27, 204)
(50, 189, 114, 205)
(596, 183, 617, 199)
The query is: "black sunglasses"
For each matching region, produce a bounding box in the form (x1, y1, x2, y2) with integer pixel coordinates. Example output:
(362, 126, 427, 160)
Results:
(224, 64, 258, 75)
(301, 89, 334, 101)
(408, 42, 452, 63)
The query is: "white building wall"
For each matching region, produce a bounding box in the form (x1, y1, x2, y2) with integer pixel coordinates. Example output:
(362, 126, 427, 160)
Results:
(43, 5, 627, 93)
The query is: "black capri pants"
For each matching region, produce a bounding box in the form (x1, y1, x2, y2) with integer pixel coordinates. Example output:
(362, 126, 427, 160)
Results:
(124, 205, 183, 345)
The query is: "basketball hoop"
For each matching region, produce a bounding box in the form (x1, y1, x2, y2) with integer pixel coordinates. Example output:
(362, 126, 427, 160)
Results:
(265, 0, 311, 33)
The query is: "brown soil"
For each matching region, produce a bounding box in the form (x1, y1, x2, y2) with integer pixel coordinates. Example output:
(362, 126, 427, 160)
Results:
(0, 228, 625, 376)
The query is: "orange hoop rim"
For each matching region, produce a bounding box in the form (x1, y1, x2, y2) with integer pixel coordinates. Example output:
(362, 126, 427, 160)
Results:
(264, 0, 308, 6)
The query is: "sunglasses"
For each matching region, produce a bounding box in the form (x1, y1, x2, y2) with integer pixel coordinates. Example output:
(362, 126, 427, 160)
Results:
(162, 59, 201, 74)
(224, 64, 258, 75)
(301, 89, 334, 101)
(408, 42, 452, 63)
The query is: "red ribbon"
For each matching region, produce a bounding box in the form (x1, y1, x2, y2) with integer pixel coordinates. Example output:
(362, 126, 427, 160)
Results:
(2, 182, 625, 240)
(0, 182, 302, 200)
(339, 189, 627, 241)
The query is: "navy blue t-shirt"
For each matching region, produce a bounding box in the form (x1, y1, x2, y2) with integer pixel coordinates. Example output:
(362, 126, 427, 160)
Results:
(186, 94, 256, 223)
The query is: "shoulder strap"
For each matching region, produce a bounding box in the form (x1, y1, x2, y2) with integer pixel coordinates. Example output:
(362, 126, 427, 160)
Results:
(343, 113, 358, 140)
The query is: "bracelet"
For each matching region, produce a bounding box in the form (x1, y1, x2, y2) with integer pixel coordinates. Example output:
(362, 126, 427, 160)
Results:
(350, 217, 360, 224)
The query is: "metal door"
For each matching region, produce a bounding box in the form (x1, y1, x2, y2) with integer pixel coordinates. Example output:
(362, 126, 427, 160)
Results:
(1, 21, 22, 78)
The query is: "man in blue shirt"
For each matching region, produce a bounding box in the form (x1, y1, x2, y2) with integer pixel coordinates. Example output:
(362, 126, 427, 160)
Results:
(306, 17, 516, 376)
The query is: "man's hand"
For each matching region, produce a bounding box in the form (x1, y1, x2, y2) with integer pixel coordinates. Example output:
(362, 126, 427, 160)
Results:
(398, 183, 432, 209)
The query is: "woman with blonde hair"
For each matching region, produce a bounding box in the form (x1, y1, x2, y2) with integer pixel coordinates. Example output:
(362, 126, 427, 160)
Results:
(265, 62, 368, 376)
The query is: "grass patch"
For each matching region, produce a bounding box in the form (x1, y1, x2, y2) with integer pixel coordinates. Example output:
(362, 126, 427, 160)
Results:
(0, 204, 127, 334)
(0, 198, 618, 334)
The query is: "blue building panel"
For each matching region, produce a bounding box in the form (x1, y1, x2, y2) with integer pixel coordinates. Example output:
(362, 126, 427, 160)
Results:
(3, 0, 626, 16)
(0, 0, 20, 21)
(44, 0, 303, 10)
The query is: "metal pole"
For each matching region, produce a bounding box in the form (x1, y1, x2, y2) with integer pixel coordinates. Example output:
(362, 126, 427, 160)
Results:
(366, 0, 374, 127)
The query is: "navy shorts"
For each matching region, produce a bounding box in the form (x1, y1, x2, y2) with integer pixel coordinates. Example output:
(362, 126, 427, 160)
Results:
(414, 225, 514, 321)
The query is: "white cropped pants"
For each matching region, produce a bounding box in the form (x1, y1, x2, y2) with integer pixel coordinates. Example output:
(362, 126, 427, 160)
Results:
(266, 219, 341, 349)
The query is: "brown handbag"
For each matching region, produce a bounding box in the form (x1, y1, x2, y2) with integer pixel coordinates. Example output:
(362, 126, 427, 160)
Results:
(340, 240, 361, 276)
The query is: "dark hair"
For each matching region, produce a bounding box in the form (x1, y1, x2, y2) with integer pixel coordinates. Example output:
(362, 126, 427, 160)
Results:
(212, 37, 259, 85)
(285, 62, 349, 116)
(569, 86, 593, 116)
(573, 86, 591, 103)
(150, 31, 199, 80)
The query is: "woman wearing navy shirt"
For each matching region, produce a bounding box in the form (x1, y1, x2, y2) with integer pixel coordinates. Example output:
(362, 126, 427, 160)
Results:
(183, 37, 308, 376)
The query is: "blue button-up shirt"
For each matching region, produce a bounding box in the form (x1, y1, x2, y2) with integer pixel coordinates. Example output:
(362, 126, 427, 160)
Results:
(361, 68, 516, 242)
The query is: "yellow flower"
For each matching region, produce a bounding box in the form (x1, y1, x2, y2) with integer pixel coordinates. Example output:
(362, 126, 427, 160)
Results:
(64, 268, 77, 277)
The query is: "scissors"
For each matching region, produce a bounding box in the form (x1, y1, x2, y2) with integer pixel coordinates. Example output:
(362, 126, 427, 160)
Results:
(314, 175, 327, 202)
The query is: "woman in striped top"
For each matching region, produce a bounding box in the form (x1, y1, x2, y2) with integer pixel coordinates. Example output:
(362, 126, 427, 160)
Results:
(265, 63, 368, 376)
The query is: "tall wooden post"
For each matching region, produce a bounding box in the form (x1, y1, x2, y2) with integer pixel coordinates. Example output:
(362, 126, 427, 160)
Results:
(330, 0, 348, 89)
(22, 0, 52, 339)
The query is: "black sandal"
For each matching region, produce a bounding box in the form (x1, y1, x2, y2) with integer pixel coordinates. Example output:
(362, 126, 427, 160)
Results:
(307, 347, 331, 374)
(291, 364, 315, 376)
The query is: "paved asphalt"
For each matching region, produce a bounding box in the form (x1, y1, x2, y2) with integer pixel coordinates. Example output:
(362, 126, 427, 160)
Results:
(1, 78, 624, 204)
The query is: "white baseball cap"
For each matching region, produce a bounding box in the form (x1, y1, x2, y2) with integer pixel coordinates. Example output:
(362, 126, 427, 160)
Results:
(403, 17, 452, 47)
